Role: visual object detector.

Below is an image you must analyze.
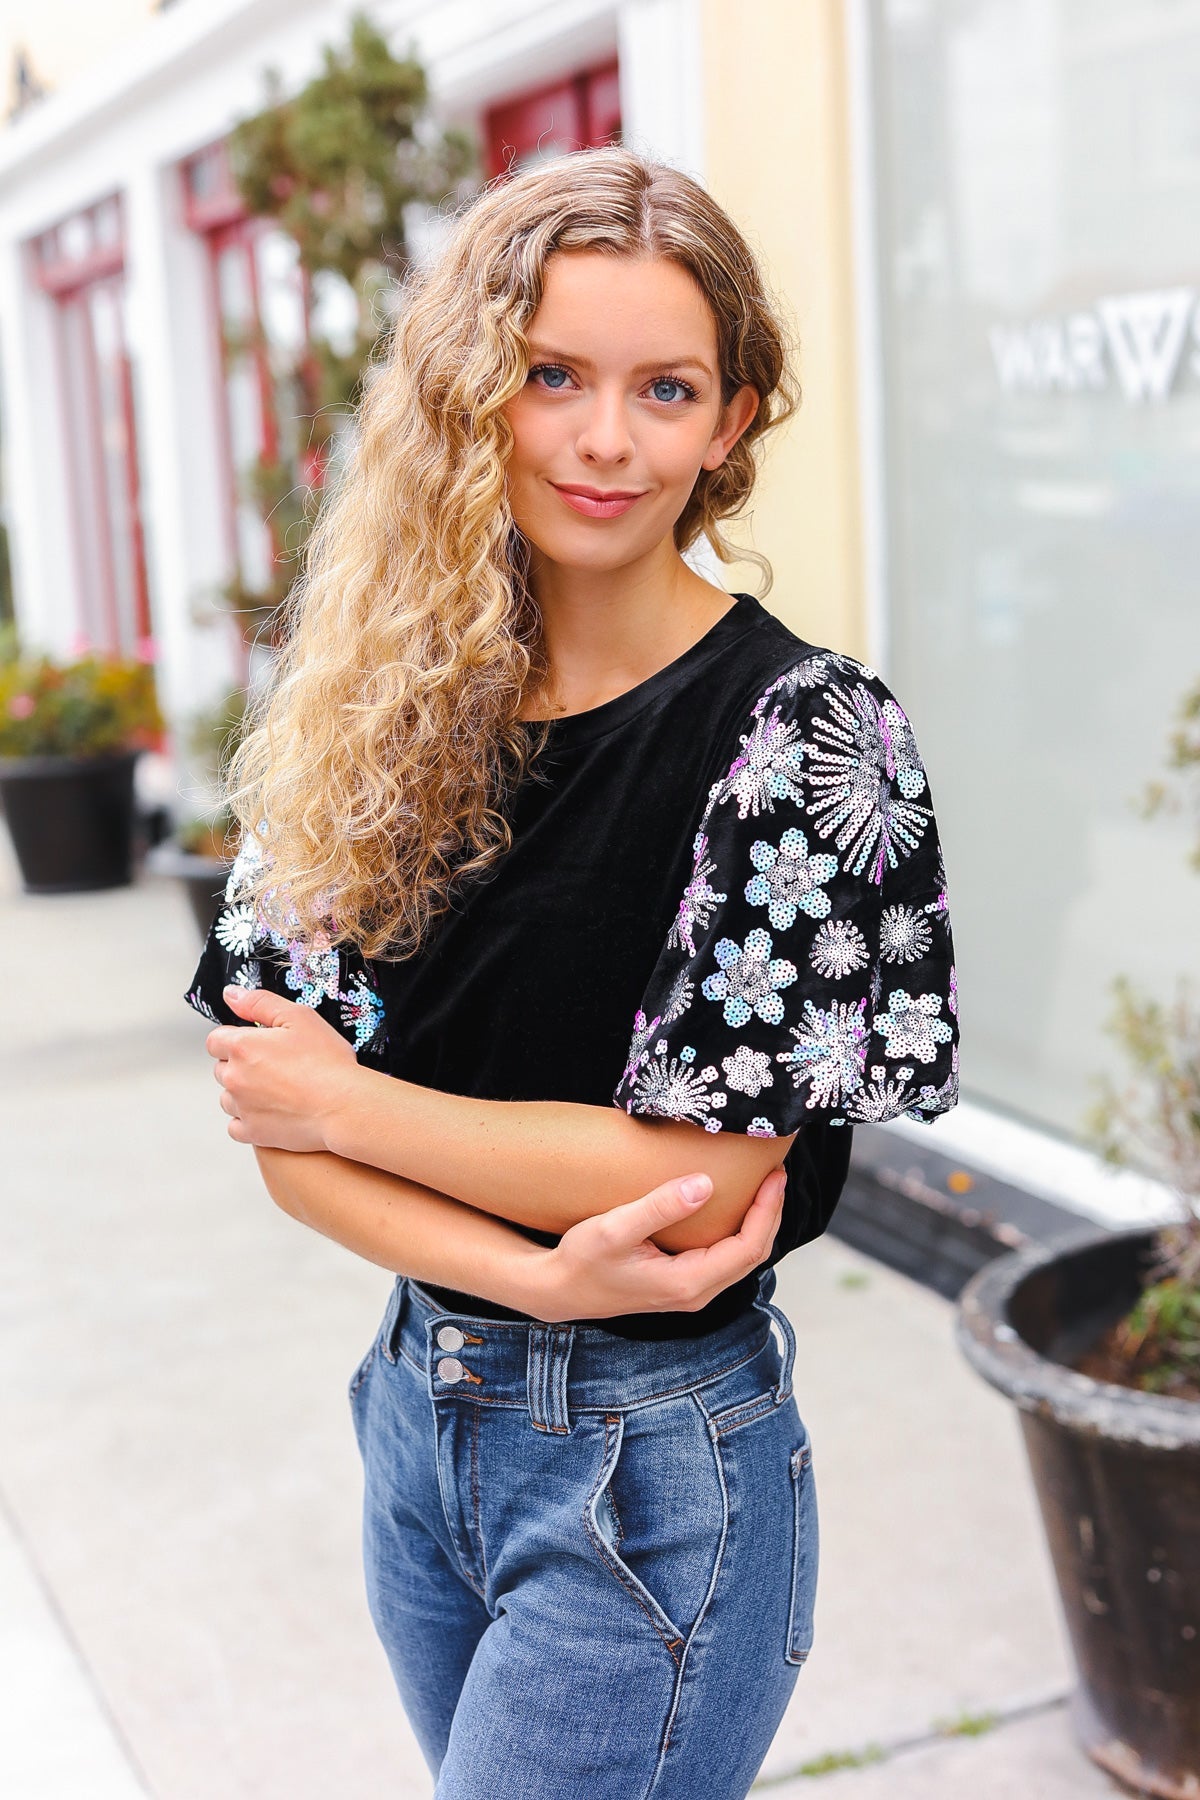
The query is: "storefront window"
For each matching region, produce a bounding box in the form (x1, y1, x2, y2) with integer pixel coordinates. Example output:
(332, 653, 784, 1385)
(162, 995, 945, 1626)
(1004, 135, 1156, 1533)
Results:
(868, 0, 1200, 1141)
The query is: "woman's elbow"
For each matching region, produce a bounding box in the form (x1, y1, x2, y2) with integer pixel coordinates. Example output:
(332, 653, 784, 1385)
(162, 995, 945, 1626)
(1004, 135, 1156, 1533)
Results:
(648, 1174, 770, 1254)
(253, 1145, 306, 1220)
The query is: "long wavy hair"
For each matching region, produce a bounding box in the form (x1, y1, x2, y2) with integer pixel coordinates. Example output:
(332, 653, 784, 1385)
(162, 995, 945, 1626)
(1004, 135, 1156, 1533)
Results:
(223, 145, 800, 960)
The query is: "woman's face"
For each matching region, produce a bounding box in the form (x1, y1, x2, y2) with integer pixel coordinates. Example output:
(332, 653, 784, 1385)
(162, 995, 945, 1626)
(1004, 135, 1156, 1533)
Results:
(500, 250, 759, 578)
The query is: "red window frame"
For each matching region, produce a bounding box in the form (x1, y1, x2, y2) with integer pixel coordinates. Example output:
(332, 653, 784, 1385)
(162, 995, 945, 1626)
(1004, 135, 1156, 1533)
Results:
(181, 140, 322, 669)
(483, 58, 621, 179)
(28, 195, 153, 660)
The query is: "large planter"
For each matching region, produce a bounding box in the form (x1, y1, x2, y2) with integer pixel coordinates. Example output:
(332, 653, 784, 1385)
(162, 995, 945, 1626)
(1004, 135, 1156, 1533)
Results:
(0, 749, 140, 893)
(146, 840, 230, 939)
(956, 1227, 1200, 1799)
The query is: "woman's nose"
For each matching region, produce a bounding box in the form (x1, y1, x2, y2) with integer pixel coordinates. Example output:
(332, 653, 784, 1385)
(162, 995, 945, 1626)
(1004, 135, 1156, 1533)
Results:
(574, 387, 636, 464)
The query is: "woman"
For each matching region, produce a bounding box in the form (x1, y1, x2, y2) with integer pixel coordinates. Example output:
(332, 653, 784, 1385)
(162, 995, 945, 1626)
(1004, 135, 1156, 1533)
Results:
(188, 147, 959, 1798)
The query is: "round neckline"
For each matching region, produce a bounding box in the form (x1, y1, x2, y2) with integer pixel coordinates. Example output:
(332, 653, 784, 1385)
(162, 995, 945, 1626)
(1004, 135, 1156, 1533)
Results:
(521, 592, 763, 749)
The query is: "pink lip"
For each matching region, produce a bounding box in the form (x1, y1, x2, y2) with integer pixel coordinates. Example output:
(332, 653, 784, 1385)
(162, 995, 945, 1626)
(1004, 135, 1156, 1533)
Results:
(551, 483, 647, 519)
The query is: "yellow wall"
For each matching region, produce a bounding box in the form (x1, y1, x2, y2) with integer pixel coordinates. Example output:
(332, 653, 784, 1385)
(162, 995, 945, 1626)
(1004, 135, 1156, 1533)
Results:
(700, 0, 866, 658)
(3, 0, 156, 119)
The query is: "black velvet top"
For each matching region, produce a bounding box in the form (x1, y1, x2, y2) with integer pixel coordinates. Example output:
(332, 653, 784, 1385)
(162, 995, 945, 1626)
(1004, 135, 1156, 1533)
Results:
(184, 593, 960, 1337)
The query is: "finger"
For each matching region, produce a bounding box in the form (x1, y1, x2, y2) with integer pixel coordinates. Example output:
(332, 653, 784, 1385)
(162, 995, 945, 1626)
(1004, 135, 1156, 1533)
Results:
(667, 1170, 787, 1303)
(733, 1168, 788, 1260)
(220, 985, 293, 1027)
(599, 1173, 714, 1247)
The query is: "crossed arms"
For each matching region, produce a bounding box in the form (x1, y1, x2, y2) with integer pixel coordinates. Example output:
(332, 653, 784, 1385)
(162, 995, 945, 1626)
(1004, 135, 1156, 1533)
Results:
(206, 982, 794, 1322)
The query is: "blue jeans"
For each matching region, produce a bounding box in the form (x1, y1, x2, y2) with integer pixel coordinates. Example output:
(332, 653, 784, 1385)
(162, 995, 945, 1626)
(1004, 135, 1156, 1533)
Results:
(347, 1267, 817, 1799)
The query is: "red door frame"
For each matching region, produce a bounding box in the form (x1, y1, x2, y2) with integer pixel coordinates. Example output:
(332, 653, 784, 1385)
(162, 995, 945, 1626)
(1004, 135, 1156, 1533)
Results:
(30, 203, 152, 656)
(483, 57, 621, 179)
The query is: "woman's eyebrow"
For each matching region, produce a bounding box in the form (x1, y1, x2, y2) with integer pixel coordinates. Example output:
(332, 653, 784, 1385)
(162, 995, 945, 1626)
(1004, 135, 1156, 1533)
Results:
(527, 345, 714, 378)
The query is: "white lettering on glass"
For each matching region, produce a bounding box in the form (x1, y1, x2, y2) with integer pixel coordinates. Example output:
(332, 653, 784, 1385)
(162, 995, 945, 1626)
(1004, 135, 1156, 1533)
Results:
(990, 288, 1197, 402)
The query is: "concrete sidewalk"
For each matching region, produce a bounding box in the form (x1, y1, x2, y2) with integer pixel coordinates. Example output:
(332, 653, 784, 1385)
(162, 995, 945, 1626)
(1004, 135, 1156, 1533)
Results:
(0, 832, 1127, 1799)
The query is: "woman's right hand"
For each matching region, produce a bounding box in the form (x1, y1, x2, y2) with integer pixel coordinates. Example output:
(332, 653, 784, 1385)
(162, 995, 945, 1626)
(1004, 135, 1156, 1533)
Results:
(526, 1168, 787, 1323)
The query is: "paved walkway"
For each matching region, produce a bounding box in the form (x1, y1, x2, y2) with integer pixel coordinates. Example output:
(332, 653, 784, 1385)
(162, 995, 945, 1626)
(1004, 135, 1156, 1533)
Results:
(0, 831, 1128, 1798)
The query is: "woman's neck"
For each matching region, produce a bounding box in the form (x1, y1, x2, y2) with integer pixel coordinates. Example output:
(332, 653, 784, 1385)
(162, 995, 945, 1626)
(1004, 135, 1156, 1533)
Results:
(519, 553, 737, 721)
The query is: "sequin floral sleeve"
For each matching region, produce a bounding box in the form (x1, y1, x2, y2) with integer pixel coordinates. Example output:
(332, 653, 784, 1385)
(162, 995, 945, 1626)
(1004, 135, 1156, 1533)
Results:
(181, 827, 388, 1061)
(612, 652, 960, 1135)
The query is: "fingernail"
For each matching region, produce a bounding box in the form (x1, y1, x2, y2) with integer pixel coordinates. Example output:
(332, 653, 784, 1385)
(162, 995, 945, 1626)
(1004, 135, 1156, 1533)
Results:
(680, 1174, 712, 1204)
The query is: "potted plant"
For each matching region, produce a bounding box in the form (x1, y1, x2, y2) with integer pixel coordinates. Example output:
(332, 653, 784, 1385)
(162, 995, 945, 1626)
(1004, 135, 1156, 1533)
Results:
(147, 685, 248, 938)
(955, 674, 1200, 1799)
(0, 637, 164, 893)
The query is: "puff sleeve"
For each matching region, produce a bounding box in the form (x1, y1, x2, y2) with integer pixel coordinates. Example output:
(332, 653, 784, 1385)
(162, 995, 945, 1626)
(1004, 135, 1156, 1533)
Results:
(612, 652, 960, 1134)
(181, 826, 388, 1061)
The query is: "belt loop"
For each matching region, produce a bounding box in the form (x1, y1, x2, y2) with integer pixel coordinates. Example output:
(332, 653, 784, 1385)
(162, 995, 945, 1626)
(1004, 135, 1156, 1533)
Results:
(380, 1276, 407, 1364)
(527, 1323, 575, 1434)
(753, 1268, 796, 1404)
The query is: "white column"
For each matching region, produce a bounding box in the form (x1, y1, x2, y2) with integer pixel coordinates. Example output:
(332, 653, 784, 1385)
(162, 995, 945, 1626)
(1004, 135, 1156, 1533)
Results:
(617, 0, 706, 178)
(123, 156, 241, 762)
(0, 240, 77, 657)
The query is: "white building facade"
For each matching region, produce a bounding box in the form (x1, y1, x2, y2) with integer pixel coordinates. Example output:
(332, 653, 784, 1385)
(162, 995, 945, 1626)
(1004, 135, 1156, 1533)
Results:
(0, 0, 705, 729)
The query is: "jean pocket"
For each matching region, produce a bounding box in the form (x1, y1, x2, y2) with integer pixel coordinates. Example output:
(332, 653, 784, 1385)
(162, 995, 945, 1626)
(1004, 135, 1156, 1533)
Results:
(584, 1404, 725, 1664)
(785, 1436, 818, 1665)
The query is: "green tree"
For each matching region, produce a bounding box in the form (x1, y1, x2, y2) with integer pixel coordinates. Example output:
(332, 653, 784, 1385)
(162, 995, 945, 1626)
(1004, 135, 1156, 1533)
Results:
(220, 13, 477, 638)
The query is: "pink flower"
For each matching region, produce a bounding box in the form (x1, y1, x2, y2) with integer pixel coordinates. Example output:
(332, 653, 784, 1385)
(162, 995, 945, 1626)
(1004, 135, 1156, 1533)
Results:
(134, 634, 159, 664)
(8, 693, 35, 720)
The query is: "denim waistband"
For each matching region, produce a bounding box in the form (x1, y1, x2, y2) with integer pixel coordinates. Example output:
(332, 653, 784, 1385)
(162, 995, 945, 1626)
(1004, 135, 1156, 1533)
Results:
(377, 1268, 797, 1433)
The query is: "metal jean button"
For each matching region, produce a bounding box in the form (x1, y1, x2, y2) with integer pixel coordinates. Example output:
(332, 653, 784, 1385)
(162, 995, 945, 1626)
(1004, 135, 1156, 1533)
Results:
(437, 1356, 465, 1384)
(436, 1325, 466, 1353)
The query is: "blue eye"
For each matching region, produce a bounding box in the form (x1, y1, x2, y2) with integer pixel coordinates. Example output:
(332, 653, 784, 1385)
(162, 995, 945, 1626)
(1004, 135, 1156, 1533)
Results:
(651, 377, 691, 403)
(530, 364, 571, 390)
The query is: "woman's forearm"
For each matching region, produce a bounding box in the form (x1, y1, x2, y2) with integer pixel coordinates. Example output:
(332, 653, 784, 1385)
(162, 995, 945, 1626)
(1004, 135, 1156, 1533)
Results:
(253, 1145, 549, 1313)
(321, 1071, 791, 1252)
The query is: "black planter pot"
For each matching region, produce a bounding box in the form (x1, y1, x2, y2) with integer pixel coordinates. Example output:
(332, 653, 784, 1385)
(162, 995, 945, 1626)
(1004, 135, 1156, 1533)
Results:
(0, 749, 140, 893)
(956, 1227, 1200, 1799)
(146, 840, 230, 939)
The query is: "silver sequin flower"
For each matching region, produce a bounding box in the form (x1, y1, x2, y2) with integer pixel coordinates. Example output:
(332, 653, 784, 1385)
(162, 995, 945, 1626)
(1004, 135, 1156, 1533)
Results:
(879, 903, 933, 965)
(744, 827, 838, 931)
(668, 834, 727, 956)
(709, 706, 807, 822)
(721, 1045, 774, 1097)
(625, 1044, 727, 1126)
(224, 825, 266, 902)
(621, 1007, 662, 1084)
(663, 968, 694, 1024)
(702, 928, 797, 1028)
(776, 996, 871, 1111)
(339, 971, 387, 1054)
(873, 989, 953, 1064)
(214, 901, 263, 957)
(803, 683, 931, 885)
(843, 1062, 918, 1123)
(809, 917, 870, 981)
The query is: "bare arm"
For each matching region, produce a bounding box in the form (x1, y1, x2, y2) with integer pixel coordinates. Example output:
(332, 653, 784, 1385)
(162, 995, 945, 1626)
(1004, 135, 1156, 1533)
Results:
(323, 1071, 794, 1253)
(253, 1145, 546, 1311)
(253, 1145, 788, 1324)
(208, 985, 794, 1253)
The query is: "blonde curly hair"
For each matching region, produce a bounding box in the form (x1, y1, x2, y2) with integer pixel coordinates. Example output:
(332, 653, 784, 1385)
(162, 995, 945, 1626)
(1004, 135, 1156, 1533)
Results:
(223, 145, 800, 960)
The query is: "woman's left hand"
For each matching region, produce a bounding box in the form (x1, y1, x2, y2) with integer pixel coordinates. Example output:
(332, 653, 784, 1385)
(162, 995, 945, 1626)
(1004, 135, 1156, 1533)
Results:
(205, 984, 361, 1151)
